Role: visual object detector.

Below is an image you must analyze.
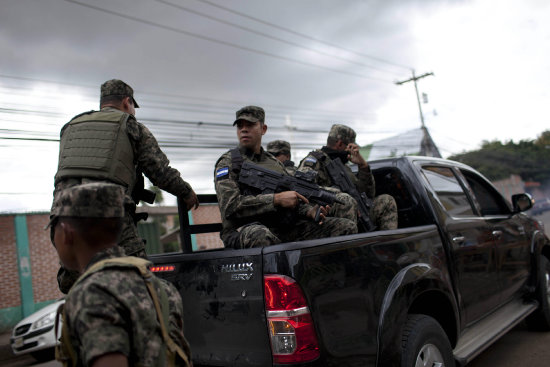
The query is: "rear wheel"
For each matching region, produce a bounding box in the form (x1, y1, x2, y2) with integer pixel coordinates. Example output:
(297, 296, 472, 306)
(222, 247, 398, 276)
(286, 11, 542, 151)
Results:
(401, 314, 454, 367)
(526, 255, 550, 331)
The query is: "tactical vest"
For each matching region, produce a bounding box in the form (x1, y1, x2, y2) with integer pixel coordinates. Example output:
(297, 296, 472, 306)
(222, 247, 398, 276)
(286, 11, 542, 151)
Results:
(55, 257, 191, 367)
(54, 110, 136, 189)
(230, 147, 286, 176)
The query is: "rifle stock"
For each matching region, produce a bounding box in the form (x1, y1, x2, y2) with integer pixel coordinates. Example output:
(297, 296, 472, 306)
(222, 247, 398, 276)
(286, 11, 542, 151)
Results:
(325, 158, 376, 232)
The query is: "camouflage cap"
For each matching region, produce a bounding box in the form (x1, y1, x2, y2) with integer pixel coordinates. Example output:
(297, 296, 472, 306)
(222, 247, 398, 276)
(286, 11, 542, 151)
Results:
(233, 105, 265, 126)
(328, 124, 356, 144)
(100, 79, 140, 108)
(266, 140, 291, 156)
(46, 183, 125, 229)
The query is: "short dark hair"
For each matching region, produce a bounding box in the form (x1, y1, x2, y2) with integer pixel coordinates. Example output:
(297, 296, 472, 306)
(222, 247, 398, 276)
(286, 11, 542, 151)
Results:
(61, 217, 123, 245)
(100, 94, 126, 108)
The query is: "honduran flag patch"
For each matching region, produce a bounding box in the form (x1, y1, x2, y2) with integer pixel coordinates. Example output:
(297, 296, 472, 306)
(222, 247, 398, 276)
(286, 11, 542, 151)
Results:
(304, 156, 317, 166)
(216, 167, 229, 179)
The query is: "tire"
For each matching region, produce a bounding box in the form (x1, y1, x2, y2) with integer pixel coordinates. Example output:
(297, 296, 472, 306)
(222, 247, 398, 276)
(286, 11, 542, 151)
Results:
(401, 314, 454, 367)
(526, 255, 550, 331)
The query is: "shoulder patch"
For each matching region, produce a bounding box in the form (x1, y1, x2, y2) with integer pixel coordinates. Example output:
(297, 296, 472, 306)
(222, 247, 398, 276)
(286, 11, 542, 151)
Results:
(216, 167, 229, 180)
(304, 156, 317, 167)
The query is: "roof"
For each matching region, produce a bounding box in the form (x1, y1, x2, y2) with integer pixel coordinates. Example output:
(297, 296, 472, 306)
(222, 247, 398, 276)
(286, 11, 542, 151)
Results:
(361, 127, 441, 160)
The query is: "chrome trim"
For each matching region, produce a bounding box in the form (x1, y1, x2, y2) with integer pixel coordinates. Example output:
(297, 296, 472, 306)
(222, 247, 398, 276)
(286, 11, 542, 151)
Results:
(267, 306, 309, 318)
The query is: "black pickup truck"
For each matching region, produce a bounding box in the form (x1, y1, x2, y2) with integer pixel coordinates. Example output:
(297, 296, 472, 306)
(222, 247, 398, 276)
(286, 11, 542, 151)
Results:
(149, 156, 550, 367)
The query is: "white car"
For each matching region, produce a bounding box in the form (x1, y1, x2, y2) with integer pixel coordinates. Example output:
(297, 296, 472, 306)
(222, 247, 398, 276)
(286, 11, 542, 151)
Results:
(10, 299, 64, 361)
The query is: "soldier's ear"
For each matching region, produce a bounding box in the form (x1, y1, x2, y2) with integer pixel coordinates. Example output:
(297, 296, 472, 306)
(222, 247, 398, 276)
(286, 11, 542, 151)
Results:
(261, 123, 267, 135)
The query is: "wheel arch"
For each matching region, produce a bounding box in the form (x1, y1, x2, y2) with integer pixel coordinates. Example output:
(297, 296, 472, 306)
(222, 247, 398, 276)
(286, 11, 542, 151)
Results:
(376, 263, 458, 366)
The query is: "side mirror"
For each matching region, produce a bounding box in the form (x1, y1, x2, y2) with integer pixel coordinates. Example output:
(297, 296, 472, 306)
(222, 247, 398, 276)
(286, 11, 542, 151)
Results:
(511, 193, 533, 213)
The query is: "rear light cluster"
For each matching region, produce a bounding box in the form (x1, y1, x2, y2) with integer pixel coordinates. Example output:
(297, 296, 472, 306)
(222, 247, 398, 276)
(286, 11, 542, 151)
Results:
(264, 275, 320, 364)
(150, 265, 175, 273)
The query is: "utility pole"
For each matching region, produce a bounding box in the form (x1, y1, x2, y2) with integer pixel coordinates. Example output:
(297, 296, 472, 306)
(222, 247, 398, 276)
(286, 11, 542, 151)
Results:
(395, 70, 441, 158)
(395, 70, 434, 128)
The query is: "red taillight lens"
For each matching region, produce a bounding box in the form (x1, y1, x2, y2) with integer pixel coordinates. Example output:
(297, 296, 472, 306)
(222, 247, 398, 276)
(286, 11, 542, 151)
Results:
(264, 275, 320, 364)
(150, 265, 175, 273)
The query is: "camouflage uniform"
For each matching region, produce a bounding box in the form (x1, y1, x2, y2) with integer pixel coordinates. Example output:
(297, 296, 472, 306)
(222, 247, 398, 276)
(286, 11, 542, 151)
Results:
(298, 124, 398, 230)
(215, 107, 357, 249)
(266, 139, 297, 175)
(51, 183, 191, 366)
(64, 246, 191, 367)
(52, 79, 194, 293)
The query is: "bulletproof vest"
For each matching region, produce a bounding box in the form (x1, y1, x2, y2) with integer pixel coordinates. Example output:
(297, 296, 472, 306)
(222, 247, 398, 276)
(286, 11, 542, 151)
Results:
(311, 149, 359, 189)
(54, 110, 136, 189)
(55, 257, 191, 367)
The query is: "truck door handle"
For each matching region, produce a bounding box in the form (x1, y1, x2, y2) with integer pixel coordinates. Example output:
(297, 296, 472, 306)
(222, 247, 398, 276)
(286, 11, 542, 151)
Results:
(452, 236, 465, 244)
(492, 230, 502, 239)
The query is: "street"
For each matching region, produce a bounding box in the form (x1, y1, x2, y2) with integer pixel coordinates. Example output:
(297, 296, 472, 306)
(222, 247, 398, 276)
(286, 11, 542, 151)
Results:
(5, 323, 550, 366)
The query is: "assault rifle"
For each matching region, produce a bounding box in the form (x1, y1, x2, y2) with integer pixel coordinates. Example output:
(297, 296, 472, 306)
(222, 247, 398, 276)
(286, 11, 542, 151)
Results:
(325, 158, 376, 232)
(239, 161, 343, 221)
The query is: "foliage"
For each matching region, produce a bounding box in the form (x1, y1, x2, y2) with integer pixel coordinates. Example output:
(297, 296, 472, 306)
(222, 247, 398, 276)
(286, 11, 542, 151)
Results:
(448, 130, 550, 182)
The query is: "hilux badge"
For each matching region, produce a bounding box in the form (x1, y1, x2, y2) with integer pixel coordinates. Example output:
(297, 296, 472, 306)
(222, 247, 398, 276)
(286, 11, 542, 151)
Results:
(220, 262, 254, 281)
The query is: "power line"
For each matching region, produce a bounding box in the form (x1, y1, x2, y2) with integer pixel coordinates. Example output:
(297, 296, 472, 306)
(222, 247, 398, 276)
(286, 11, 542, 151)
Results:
(61, 0, 391, 82)
(0, 74, 379, 119)
(195, 0, 412, 70)
(155, 0, 403, 77)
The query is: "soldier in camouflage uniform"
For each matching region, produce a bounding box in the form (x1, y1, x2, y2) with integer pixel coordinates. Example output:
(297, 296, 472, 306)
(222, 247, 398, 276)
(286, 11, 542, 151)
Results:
(52, 79, 199, 293)
(214, 106, 357, 248)
(297, 124, 398, 230)
(49, 183, 191, 367)
(266, 140, 297, 175)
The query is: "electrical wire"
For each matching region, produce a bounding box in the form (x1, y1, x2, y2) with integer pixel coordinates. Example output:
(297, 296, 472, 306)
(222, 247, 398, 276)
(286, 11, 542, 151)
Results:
(155, 0, 404, 77)
(61, 0, 392, 82)
(195, 0, 412, 70)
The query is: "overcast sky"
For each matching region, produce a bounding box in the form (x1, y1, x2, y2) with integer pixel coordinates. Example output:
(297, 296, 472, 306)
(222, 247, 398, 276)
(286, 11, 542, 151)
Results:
(1, 0, 549, 212)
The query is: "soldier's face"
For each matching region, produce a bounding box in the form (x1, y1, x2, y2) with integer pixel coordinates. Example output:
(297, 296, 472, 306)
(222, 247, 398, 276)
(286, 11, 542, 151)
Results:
(52, 221, 78, 271)
(236, 120, 266, 153)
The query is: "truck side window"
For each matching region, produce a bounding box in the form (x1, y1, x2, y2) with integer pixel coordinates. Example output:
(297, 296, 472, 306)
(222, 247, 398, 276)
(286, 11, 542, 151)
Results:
(460, 170, 511, 216)
(421, 166, 474, 217)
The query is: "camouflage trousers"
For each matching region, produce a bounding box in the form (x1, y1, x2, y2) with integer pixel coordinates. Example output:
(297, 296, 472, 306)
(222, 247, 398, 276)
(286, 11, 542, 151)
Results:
(53, 178, 147, 293)
(331, 192, 398, 231)
(236, 217, 357, 249)
(371, 194, 398, 230)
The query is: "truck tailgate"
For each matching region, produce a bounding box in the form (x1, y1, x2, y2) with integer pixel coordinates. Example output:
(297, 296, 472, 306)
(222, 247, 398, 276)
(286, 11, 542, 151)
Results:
(152, 248, 272, 367)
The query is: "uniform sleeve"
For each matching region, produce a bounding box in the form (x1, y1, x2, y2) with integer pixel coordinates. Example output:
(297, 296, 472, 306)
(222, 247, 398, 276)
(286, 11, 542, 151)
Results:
(65, 283, 130, 366)
(215, 154, 277, 220)
(355, 166, 376, 199)
(127, 118, 193, 198)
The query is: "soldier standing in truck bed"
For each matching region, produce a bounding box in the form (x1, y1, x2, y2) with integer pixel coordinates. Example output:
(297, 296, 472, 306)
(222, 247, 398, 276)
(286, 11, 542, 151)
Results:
(52, 79, 199, 293)
(214, 106, 357, 248)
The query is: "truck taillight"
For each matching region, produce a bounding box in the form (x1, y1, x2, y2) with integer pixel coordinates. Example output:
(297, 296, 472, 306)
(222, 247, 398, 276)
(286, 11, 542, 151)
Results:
(264, 275, 320, 364)
(150, 265, 175, 273)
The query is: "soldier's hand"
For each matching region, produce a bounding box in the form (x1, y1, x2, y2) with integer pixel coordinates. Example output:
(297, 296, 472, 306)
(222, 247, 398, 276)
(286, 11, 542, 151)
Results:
(347, 143, 368, 169)
(274, 191, 309, 209)
(307, 204, 330, 224)
(183, 190, 200, 211)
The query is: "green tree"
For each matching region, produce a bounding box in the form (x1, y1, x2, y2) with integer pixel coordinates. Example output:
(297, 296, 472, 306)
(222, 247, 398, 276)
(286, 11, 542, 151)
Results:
(449, 130, 550, 183)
